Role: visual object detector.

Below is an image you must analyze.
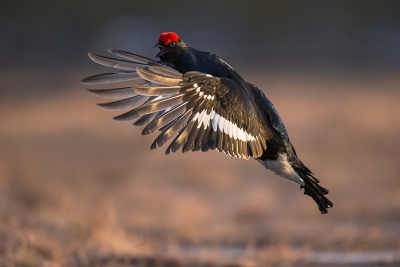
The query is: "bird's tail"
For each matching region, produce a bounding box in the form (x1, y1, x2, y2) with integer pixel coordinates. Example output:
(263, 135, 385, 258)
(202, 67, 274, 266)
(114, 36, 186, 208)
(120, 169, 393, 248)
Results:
(293, 164, 333, 214)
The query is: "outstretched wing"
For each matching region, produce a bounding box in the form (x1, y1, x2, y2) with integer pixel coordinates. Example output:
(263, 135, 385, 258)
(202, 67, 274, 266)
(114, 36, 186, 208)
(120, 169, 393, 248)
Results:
(82, 50, 272, 159)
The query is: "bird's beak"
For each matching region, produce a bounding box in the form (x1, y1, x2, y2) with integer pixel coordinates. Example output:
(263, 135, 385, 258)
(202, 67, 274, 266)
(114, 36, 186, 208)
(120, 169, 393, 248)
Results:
(155, 43, 168, 58)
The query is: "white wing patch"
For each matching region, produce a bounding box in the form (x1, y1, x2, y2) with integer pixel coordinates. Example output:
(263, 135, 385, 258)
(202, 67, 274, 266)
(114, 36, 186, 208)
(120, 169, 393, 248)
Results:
(212, 113, 220, 131)
(195, 86, 215, 101)
(192, 110, 256, 142)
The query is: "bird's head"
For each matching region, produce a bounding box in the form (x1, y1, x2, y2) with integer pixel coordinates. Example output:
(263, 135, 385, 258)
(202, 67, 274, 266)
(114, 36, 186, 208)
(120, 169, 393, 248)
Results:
(155, 32, 187, 65)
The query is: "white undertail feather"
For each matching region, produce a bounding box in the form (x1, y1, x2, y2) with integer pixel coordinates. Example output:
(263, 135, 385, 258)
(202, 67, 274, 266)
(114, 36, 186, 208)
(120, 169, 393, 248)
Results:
(257, 153, 305, 185)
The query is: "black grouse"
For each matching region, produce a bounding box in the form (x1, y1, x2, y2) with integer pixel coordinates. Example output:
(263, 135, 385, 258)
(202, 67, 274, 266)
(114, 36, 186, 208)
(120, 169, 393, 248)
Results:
(82, 32, 333, 214)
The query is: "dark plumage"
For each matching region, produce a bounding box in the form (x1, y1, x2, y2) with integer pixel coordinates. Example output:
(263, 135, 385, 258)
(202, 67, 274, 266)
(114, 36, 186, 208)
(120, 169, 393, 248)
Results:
(82, 32, 333, 214)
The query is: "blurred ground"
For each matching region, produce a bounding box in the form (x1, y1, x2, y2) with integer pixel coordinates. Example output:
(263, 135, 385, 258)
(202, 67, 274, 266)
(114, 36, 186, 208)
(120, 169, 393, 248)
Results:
(1, 1, 400, 266)
(0, 67, 399, 266)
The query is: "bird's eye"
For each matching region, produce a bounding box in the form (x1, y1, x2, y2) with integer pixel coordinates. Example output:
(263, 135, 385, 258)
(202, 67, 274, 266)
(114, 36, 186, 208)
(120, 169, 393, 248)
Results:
(170, 42, 176, 46)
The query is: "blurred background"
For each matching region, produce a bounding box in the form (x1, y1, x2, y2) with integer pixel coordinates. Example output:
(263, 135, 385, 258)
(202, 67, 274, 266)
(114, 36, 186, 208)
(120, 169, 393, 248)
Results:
(1, 1, 400, 266)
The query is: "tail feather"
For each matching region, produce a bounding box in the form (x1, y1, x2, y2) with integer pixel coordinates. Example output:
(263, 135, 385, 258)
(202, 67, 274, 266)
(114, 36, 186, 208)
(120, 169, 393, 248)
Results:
(294, 166, 333, 214)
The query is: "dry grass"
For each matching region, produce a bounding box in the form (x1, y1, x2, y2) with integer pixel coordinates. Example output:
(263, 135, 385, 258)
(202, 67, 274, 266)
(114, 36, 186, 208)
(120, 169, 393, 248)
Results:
(0, 69, 399, 266)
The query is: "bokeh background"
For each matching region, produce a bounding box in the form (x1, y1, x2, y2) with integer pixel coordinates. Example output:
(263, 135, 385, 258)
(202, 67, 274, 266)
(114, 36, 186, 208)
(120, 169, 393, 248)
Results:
(1, 1, 400, 266)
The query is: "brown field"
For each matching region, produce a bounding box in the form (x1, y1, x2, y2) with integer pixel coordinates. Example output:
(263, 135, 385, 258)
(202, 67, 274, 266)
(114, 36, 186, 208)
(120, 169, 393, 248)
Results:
(0, 69, 399, 266)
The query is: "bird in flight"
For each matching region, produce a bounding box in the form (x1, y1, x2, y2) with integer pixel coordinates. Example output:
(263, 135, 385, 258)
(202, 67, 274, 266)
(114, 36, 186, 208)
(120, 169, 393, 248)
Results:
(82, 32, 333, 214)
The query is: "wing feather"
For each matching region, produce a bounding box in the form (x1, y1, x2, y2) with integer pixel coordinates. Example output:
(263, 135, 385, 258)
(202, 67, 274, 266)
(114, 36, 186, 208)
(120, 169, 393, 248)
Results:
(83, 50, 272, 160)
(167, 120, 195, 154)
(107, 49, 161, 65)
(151, 109, 193, 149)
(81, 72, 141, 85)
(132, 85, 181, 96)
(142, 102, 187, 135)
(136, 67, 181, 86)
(88, 52, 139, 71)
(97, 95, 149, 111)
(87, 87, 137, 99)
